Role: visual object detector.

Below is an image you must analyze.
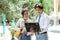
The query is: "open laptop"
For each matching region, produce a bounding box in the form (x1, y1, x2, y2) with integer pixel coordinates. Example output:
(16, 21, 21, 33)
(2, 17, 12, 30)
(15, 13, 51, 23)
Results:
(25, 23, 41, 32)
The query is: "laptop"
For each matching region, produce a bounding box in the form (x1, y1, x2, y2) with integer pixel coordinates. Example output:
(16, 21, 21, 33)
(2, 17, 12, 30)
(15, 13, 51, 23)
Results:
(25, 23, 41, 32)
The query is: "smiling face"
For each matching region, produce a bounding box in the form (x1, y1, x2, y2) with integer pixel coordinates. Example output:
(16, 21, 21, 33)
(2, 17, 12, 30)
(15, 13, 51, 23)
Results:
(34, 3, 43, 15)
(35, 7, 43, 15)
(23, 11, 29, 20)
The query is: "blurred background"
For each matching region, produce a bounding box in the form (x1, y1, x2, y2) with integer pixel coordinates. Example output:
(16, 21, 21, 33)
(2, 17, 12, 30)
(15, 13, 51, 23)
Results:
(0, 0, 54, 26)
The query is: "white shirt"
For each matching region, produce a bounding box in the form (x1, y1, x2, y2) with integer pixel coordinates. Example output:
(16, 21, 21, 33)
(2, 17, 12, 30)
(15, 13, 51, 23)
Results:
(31, 33, 36, 40)
(15, 18, 32, 28)
(15, 18, 32, 32)
(35, 12, 50, 32)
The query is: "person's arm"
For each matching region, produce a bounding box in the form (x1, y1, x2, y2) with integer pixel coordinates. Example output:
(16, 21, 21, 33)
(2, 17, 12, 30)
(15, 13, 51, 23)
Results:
(41, 16, 50, 33)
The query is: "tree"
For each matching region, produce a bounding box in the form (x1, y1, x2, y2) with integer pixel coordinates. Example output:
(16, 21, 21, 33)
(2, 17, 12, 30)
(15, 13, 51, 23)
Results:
(0, 0, 54, 24)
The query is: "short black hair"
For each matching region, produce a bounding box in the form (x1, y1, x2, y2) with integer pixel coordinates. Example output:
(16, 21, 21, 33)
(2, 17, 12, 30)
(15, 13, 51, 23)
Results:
(30, 27, 38, 32)
(34, 3, 43, 9)
(21, 10, 28, 16)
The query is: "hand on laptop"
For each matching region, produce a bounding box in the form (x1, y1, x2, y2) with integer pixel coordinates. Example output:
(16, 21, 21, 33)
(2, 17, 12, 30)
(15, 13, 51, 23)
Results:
(20, 29, 27, 34)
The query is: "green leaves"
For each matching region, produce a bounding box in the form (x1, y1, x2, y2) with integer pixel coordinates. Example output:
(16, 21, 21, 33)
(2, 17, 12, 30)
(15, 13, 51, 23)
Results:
(42, 0, 54, 15)
(0, 0, 53, 23)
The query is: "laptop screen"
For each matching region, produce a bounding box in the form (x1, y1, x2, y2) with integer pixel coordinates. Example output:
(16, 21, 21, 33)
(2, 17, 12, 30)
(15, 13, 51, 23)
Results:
(25, 23, 41, 32)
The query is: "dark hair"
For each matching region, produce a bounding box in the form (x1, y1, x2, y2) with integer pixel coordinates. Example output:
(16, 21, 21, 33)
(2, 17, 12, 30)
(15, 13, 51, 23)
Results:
(21, 10, 28, 16)
(30, 26, 38, 32)
(34, 3, 43, 9)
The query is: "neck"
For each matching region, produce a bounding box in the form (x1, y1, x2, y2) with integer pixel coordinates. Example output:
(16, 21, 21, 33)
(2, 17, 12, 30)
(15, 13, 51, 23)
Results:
(24, 18, 28, 20)
(39, 12, 43, 16)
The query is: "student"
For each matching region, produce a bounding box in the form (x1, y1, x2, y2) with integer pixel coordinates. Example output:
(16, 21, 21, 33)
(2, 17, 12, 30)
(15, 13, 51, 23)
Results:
(30, 27, 36, 40)
(15, 10, 32, 28)
(15, 10, 32, 40)
(34, 3, 50, 40)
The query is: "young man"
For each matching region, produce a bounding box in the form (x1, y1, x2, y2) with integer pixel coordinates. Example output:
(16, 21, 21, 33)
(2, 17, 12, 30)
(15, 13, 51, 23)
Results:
(15, 10, 32, 40)
(34, 3, 50, 40)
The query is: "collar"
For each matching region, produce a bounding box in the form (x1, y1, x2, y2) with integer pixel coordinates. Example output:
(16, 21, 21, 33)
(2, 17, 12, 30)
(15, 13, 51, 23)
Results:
(38, 12, 44, 17)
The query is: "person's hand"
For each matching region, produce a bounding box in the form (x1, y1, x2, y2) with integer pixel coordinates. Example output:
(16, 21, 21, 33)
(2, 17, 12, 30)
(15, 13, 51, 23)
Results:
(21, 30, 27, 34)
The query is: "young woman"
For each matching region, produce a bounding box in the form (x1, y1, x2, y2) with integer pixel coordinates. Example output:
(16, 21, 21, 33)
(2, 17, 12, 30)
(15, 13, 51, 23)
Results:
(15, 10, 32, 40)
